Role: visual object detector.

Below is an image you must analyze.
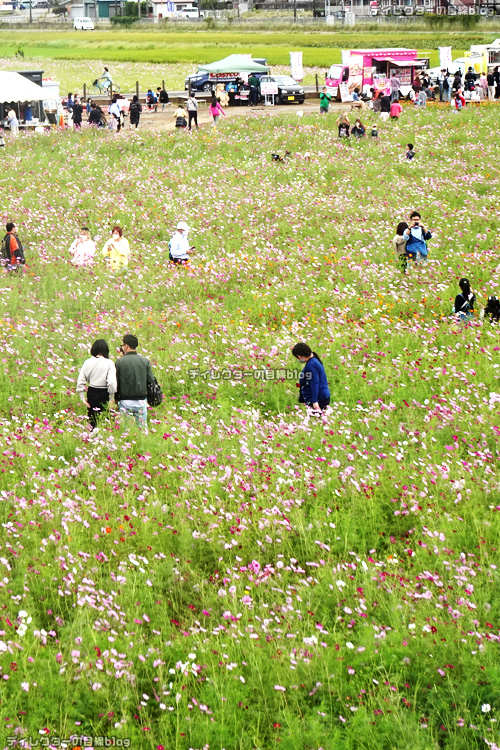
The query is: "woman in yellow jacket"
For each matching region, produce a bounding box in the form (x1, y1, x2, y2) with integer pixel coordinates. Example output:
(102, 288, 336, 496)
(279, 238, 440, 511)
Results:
(102, 226, 130, 271)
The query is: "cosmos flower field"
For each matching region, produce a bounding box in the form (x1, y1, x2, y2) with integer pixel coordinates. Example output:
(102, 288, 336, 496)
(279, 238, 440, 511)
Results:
(1, 103, 500, 750)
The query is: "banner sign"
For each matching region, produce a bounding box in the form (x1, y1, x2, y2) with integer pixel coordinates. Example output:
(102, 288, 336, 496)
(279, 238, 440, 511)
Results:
(260, 81, 278, 95)
(339, 82, 350, 102)
(290, 51, 304, 81)
(439, 46, 452, 71)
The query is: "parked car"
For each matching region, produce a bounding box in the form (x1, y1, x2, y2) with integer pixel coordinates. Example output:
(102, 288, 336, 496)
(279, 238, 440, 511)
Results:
(258, 75, 305, 104)
(34, 1, 50, 7)
(73, 16, 94, 29)
(185, 59, 267, 92)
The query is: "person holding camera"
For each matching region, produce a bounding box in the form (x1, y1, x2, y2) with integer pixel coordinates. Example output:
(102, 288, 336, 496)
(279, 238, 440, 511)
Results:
(169, 221, 195, 265)
(403, 211, 432, 265)
(102, 226, 130, 272)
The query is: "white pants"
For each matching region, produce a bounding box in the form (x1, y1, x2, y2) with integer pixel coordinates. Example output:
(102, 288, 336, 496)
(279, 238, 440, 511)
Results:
(488, 85, 496, 99)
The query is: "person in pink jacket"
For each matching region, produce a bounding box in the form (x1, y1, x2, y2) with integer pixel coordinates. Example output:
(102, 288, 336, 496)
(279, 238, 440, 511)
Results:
(208, 96, 225, 126)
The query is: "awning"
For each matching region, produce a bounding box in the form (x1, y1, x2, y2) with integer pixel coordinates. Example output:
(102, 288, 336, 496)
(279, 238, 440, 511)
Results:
(371, 56, 421, 66)
(198, 55, 269, 74)
(0, 72, 45, 103)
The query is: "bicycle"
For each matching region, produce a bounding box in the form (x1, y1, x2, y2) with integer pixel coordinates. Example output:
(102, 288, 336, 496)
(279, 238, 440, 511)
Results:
(91, 79, 121, 95)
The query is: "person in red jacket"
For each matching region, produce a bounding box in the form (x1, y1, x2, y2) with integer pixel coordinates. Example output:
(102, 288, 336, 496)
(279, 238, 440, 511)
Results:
(1, 222, 26, 272)
(453, 91, 465, 111)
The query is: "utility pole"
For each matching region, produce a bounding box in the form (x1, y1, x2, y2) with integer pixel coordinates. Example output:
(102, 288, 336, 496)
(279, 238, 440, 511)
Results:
(293, 0, 297, 20)
(29, 0, 32, 23)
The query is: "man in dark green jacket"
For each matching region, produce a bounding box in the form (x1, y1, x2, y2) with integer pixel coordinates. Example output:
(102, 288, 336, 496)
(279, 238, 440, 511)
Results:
(115, 334, 155, 433)
(248, 74, 259, 106)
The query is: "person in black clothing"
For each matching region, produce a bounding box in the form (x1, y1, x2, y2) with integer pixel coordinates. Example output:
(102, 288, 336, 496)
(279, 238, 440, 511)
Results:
(464, 66, 476, 92)
(337, 114, 350, 138)
(129, 95, 142, 129)
(494, 66, 500, 98)
(72, 97, 83, 130)
(157, 87, 169, 111)
(487, 70, 496, 100)
(454, 277, 475, 321)
(351, 118, 365, 138)
(88, 103, 104, 128)
(380, 94, 391, 113)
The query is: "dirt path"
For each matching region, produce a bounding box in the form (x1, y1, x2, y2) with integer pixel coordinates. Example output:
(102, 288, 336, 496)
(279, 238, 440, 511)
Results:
(129, 100, 351, 132)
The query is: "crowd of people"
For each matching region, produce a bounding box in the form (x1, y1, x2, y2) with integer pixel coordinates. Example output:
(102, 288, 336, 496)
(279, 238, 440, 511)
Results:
(319, 64, 491, 124)
(2, 207, 490, 435)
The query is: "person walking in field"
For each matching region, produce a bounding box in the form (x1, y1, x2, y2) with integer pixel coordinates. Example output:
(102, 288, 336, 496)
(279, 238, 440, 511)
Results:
(157, 87, 169, 111)
(72, 97, 83, 130)
(208, 97, 225, 126)
(108, 96, 121, 132)
(187, 94, 199, 130)
(102, 226, 130, 272)
(68, 227, 96, 267)
(393, 221, 409, 273)
(1, 222, 25, 272)
(76, 338, 117, 431)
(292, 343, 330, 413)
(129, 95, 142, 129)
(115, 334, 156, 434)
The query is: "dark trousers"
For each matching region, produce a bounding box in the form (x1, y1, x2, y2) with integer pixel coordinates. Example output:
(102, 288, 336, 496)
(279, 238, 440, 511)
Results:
(188, 110, 198, 129)
(87, 386, 110, 429)
(250, 86, 258, 105)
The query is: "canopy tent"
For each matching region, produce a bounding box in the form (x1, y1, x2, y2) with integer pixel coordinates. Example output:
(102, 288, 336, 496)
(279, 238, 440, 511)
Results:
(0, 72, 45, 103)
(0, 72, 45, 123)
(198, 55, 269, 74)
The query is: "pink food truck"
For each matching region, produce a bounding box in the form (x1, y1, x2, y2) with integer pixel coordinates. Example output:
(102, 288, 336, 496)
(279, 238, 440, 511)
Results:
(326, 48, 426, 100)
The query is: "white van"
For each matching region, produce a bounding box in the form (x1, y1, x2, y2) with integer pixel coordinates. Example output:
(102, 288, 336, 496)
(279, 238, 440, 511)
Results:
(73, 16, 94, 29)
(180, 8, 204, 17)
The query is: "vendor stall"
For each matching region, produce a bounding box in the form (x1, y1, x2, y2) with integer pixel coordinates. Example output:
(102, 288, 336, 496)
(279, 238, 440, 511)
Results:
(0, 72, 47, 128)
(197, 54, 269, 103)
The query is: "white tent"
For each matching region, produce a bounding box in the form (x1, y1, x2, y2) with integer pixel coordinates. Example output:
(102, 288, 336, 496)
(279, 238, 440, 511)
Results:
(0, 72, 45, 103)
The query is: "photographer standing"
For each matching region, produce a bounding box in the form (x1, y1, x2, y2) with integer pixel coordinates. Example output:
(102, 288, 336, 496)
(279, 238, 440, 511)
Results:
(403, 211, 432, 265)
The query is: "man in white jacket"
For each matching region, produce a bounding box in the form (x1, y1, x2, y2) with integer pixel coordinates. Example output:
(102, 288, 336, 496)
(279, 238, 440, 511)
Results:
(169, 221, 195, 265)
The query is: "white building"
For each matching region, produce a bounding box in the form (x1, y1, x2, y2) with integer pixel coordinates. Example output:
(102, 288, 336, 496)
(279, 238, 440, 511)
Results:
(150, 0, 199, 19)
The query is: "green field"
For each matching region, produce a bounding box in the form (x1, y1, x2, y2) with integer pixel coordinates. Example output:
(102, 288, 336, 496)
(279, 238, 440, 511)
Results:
(4, 27, 500, 90)
(0, 101, 499, 748)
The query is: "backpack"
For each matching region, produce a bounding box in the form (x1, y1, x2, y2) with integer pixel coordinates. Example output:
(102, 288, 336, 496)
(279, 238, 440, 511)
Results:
(130, 101, 141, 117)
(1, 235, 9, 262)
(443, 77, 449, 90)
